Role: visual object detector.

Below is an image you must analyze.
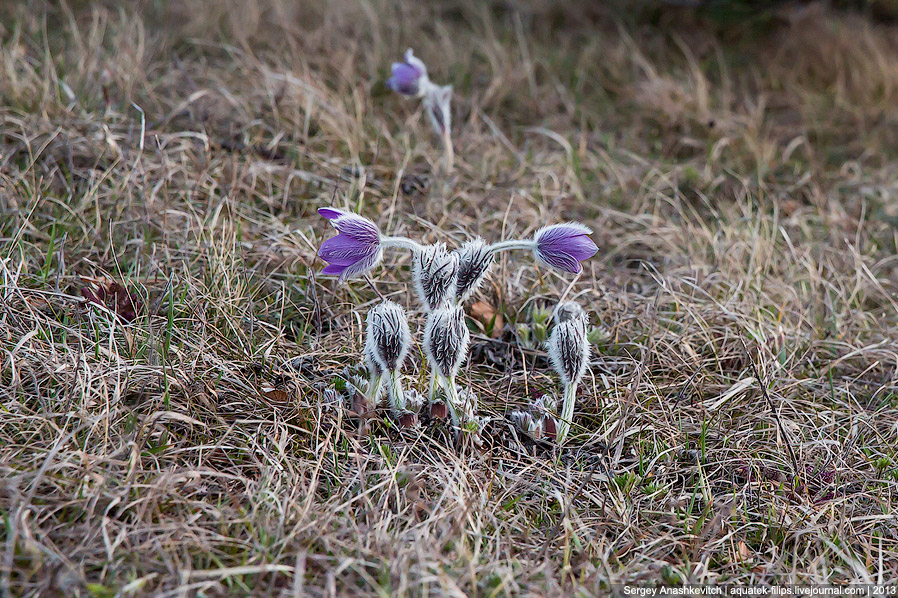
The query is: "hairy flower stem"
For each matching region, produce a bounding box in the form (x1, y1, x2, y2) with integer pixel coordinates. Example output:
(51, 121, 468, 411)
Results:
(429, 373, 438, 399)
(367, 370, 382, 406)
(380, 236, 425, 252)
(487, 239, 535, 253)
(430, 374, 462, 427)
(556, 382, 577, 445)
(443, 129, 454, 173)
(443, 376, 463, 428)
(385, 370, 406, 414)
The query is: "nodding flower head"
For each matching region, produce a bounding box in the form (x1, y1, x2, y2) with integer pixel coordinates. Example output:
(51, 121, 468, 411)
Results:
(454, 238, 495, 303)
(387, 49, 428, 97)
(423, 305, 469, 379)
(317, 208, 383, 281)
(413, 242, 459, 311)
(533, 223, 598, 274)
(546, 315, 589, 388)
(365, 300, 411, 374)
(423, 83, 452, 136)
(553, 301, 587, 325)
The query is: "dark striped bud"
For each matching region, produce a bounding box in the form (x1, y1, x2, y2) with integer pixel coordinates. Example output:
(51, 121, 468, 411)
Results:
(413, 243, 459, 311)
(453, 238, 494, 303)
(423, 305, 469, 379)
(547, 316, 589, 387)
(365, 300, 411, 373)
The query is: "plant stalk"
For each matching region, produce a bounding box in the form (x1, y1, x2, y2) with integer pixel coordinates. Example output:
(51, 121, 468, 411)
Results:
(380, 236, 425, 253)
(488, 239, 534, 253)
(386, 369, 405, 414)
(556, 382, 577, 445)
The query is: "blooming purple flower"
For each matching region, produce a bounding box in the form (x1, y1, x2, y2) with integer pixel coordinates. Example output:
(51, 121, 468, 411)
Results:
(385, 48, 454, 170)
(532, 223, 598, 274)
(317, 207, 383, 281)
(387, 49, 428, 97)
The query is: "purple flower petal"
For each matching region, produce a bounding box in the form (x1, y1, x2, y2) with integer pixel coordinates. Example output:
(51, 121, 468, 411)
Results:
(563, 234, 598, 261)
(317, 210, 384, 281)
(318, 232, 372, 262)
(321, 263, 348, 275)
(536, 222, 592, 245)
(536, 249, 583, 274)
(336, 248, 383, 281)
(318, 207, 344, 220)
(533, 223, 598, 274)
(332, 214, 380, 244)
(387, 62, 421, 96)
(403, 48, 428, 78)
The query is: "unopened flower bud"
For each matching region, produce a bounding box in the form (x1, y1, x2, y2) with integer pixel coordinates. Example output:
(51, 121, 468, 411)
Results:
(404, 388, 426, 412)
(429, 401, 449, 420)
(553, 301, 586, 325)
(365, 300, 411, 374)
(457, 388, 480, 421)
(413, 242, 458, 311)
(424, 305, 469, 380)
(541, 415, 557, 440)
(547, 316, 589, 388)
(531, 392, 558, 415)
(454, 238, 494, 303)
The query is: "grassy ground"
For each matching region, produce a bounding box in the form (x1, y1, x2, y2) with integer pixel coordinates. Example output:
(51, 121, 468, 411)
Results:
(2, 0, 898, 595)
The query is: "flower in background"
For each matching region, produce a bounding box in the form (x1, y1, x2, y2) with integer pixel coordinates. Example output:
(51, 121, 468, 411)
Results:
(386, 49, 455, 171)
(533, 223, 598, 274)
(387, 49, 429, 97)
(423, 83, 452, 136)
(317, 207, 383, 281)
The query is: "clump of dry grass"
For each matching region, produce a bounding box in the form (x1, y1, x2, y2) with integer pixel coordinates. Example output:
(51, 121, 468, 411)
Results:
(2, 1, 897, 595)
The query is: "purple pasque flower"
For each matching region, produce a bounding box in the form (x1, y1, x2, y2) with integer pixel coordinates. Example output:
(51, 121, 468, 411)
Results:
(317, 207, 383, 281)
(385, 48, 454, 171)
(387, 49, 428, 97)
(532, 223, 598, 274)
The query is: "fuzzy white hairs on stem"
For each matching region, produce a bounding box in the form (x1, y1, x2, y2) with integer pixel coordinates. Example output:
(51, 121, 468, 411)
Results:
(547, 305, 589, 444)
